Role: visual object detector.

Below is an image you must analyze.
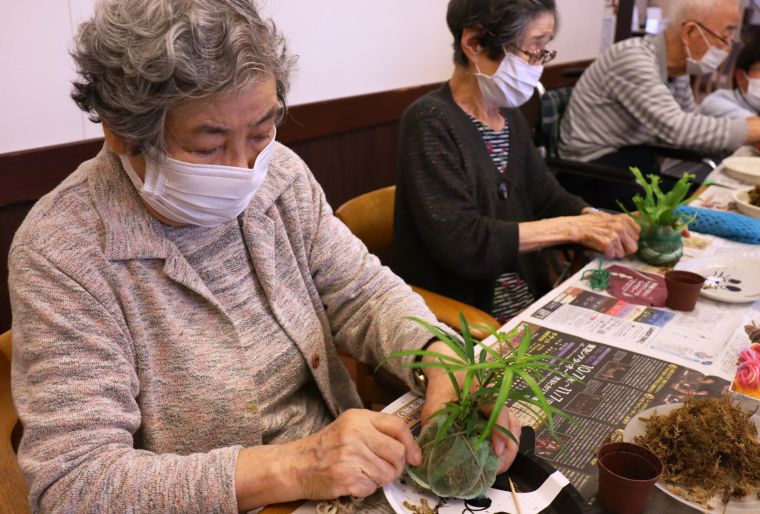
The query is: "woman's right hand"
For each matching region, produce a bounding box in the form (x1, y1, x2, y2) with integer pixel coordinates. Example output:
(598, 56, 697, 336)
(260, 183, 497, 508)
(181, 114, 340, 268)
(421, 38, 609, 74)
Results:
(571, 211, 640, 259)
(287, 409, 422, 500)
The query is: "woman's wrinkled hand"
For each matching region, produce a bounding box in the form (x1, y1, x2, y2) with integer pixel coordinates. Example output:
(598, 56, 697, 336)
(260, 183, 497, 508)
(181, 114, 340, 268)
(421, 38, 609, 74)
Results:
(288, 409, 421, 500)
(573, 211, 641, 259)
(420, 341, 522, 475)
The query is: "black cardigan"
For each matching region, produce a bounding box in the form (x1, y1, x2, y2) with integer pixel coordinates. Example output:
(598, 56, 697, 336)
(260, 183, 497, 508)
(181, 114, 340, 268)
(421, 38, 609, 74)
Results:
(392, 83, 588, 313)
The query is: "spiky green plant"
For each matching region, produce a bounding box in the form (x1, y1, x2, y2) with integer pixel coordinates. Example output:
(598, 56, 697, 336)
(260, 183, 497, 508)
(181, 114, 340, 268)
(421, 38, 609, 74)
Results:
(381, 315, 577, 499)
(616, 167, 696, 233)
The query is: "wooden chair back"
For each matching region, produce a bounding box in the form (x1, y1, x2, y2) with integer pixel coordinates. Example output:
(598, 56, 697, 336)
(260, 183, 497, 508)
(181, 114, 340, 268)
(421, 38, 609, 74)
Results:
(0, 331, 30, 513)
(334, 186, 500, 339)
(334, 185, 395, 265)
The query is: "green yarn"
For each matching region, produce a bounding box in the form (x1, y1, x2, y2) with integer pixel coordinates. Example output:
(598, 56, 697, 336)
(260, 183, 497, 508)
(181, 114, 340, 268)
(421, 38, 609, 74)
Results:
(581, 259, 610, 291)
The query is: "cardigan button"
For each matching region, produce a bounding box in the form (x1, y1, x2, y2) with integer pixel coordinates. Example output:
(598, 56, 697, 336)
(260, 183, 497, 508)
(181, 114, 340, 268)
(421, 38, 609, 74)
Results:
(310, 353, 321, 369)
(498, 181, 509, 200)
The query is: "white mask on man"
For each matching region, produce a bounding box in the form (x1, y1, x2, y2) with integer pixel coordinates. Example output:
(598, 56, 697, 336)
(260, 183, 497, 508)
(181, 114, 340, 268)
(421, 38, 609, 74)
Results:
(120, 130, 276, 226)
(743, 72, 760, 112)
(475, 51, 544, 108)
(685, 25, 730, 75)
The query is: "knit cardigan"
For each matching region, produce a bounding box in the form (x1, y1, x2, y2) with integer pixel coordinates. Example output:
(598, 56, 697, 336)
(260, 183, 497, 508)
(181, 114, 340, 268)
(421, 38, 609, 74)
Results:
(392, 83, 588, 313)
(9, 143, 438, 513)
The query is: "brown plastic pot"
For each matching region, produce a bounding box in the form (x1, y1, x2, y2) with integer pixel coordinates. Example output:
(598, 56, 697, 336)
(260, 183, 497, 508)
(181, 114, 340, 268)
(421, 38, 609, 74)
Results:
(664, 270, 706, 311)
(597, 442, 663, 514)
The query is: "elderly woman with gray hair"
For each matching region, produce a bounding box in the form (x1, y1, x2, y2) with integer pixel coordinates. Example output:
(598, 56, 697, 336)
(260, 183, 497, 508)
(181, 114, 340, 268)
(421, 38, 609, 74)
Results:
(8, 1, 521, 512)
(392, 0, 640, 325)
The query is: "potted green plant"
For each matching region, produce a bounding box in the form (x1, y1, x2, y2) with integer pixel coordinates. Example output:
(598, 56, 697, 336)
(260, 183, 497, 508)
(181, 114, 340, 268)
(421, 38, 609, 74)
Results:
(617, 167, 696, 267)
(383, 315, 575, 499)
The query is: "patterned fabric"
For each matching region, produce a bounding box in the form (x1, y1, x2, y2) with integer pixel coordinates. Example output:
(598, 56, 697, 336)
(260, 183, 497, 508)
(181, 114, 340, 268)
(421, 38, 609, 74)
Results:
(467, 114, 510, 173)
(164, 220, 331, 444)
(676, 205, 760, 244)
(467, 115, 535, 323)
(539, 86, 573, 158)
(559, 31, 747, 162)
(8, 143, 443, 513)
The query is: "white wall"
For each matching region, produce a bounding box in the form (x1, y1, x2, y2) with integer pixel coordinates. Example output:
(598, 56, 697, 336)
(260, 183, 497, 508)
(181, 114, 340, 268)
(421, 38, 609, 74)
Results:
(0, 0, 607, 155)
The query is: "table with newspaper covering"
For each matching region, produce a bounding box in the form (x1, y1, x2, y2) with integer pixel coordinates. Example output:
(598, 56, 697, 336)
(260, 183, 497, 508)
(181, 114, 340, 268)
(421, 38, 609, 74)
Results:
(381, 230, 760, 513)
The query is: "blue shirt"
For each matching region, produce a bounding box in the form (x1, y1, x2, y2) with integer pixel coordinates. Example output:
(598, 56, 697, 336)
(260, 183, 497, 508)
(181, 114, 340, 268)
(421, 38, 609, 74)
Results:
(698, 88, 757, 119)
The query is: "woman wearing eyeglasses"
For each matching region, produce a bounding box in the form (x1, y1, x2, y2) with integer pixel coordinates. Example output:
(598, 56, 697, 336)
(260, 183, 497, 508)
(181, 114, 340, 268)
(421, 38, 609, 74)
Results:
(392, 0, 640, 324)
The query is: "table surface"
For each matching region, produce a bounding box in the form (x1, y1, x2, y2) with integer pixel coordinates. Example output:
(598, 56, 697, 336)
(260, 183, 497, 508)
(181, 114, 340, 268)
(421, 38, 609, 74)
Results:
(262, 159, 760, 514)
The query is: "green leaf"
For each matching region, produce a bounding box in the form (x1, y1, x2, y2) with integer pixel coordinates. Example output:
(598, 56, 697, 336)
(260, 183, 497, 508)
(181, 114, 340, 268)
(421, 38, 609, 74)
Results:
(620, 167, 694, 228)
(513, 368, 556, 434)
(493, 423, 518, 445)
(477, 368, 514, 445)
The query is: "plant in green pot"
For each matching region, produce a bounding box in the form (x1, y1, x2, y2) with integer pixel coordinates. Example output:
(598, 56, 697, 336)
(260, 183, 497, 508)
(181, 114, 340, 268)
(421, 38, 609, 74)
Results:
(382, 316, 575, 500)
(617, 167, 696, 267)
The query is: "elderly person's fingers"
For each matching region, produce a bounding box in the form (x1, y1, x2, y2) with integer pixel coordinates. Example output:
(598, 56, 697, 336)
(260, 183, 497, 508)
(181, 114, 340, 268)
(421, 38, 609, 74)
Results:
(577, 218, 623, 258)
(370, 413, 422, 469)
(577, 214, 640, 258)
(291, 409, 419, 500)
(615, 212, 641, 236)
(614, 221, 639, 255)
(492, 409, 521, 474)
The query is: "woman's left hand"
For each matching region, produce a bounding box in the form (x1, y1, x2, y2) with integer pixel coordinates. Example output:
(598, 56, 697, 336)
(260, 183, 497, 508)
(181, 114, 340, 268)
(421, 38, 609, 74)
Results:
(420, 340, 521, 474)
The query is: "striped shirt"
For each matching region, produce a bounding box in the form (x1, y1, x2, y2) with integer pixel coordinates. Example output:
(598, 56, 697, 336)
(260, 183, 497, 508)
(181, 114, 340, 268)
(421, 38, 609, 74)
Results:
(559, 32, 747, 162)
(467, 115, 534, 323)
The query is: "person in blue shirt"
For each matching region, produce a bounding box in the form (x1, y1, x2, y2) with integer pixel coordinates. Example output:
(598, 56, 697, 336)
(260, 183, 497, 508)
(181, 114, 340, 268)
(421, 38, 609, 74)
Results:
(699, 43, 760, 119)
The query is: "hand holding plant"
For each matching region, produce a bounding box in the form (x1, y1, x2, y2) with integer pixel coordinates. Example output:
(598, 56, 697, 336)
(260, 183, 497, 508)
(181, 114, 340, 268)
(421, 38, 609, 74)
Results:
(420, 347, 521, 473)
(382, 315, 576, 499)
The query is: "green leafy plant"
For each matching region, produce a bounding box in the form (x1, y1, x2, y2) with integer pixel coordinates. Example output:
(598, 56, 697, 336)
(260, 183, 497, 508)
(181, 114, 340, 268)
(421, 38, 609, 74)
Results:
(381, 315, 577, 499)
(616, 166, 696, 233)
(616, 167, 696, 266)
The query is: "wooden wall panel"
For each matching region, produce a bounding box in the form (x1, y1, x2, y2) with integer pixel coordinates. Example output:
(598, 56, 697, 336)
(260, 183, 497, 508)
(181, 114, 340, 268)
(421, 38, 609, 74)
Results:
(290, 123, 400, 210)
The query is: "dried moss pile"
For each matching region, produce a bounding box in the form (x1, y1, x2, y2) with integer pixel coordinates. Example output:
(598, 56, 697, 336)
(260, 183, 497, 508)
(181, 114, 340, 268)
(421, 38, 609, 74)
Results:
(634, 396, 760, 507)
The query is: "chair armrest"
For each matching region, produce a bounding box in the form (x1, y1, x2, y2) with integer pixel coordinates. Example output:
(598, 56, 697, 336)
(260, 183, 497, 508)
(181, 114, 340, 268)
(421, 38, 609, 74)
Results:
(645, 144, 705, 162)
(410, 285, 500, 340)
(545, 157, 636, 183)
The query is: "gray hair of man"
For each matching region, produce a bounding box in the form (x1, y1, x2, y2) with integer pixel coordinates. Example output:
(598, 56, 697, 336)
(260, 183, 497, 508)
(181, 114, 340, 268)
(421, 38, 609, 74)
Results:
(446, 0, 557, 66)
(71, 0, 294, 159)
(663, 0, 738, 28)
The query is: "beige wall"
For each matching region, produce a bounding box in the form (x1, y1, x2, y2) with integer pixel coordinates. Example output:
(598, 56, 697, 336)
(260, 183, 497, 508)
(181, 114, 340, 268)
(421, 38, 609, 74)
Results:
(0, 0, 609, 154)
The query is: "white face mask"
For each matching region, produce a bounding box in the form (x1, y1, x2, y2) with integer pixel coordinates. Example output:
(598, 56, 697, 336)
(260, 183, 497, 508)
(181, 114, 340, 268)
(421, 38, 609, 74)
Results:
(475, 51, 544, 108)
(120, 130, 276, 226)
(685, 25, 729, 75)
(743, 73, 760, 112)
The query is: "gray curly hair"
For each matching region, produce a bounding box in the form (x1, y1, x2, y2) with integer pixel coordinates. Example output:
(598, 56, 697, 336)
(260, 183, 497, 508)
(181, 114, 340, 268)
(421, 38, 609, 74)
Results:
(71, 0, 294, 158)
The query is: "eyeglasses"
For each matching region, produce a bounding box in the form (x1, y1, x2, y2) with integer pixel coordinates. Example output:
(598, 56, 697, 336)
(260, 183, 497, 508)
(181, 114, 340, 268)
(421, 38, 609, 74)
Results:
(507, 44, 557, 65)
(687, 20, 736, 48)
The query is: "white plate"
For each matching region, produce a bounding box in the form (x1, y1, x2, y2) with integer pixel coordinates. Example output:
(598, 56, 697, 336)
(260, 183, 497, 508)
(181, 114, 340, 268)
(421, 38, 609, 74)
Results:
(676, 255, 760, 303)
(723, 156, 760, 185)
(623, 403, 760, 514)
(733, 187, 760, 220)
